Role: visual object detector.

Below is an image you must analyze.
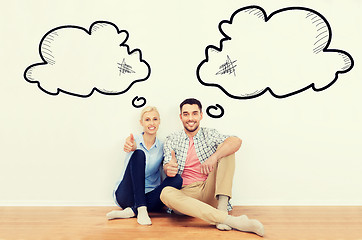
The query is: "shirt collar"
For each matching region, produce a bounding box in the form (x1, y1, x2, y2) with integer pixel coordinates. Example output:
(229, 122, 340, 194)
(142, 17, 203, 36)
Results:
(139, 132, 159, 149)
(182, 127, 202, 140)
(194, 128, 202, 140)
(182, 130, 189, 140)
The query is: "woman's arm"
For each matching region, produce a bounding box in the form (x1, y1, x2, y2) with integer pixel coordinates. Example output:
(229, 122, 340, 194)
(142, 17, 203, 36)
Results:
(124, 133, 137, 152)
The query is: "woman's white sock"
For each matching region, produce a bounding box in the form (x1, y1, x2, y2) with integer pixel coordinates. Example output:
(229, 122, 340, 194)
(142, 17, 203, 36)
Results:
(137, 206, 152, 225)
(106, 207, 135, 220)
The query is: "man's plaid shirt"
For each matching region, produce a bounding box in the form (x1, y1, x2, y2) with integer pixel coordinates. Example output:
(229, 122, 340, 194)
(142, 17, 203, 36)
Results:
(163, 127, 233, 211)
(163, 127, 229, 174)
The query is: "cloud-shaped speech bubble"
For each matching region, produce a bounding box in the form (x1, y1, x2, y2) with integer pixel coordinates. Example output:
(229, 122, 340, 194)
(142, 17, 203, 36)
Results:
(197, 6, 354, 99)
(24, 21, 150, 97)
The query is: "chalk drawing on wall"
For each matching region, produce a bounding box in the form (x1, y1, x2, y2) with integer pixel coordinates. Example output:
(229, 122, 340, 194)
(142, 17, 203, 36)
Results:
(132, 96, 147, 108)
(197, 6, 354, 102)
(205, 104, 225, 119)
(24, 21, 151, 100)
(23, 7, 354, 116)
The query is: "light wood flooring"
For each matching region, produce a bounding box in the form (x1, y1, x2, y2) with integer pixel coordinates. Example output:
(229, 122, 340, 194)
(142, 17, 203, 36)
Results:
(1, 206, 361, 240)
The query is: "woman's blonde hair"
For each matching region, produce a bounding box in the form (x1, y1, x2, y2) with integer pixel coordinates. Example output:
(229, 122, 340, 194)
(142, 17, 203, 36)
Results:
(140, 106, 160, 121)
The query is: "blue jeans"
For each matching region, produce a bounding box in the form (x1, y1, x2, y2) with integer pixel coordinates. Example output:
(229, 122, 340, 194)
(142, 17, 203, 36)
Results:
(114, 149, 182, 215)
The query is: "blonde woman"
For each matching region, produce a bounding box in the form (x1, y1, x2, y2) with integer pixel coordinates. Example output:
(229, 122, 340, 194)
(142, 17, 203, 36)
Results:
(107, 106, 182, 225)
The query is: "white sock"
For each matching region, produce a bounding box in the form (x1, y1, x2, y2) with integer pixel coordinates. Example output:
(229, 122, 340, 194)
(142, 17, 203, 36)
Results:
(106, 207, 135, 220)
(217, 195, 229, 211)
(137, 206, 152, 225)
(216, 195, 232, 231)
(224, 215, 264, 236)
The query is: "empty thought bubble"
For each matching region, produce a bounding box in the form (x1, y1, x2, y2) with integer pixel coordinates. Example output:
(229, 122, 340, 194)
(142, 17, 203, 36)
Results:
(24, 21, 151, 97)
(197, 6, 354, 99)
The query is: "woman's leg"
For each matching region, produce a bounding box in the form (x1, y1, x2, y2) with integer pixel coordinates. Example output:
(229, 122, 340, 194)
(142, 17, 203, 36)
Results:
(108, 150, 151, 224)
(115, 150, 147, 212)
(146, 174, 183, 212)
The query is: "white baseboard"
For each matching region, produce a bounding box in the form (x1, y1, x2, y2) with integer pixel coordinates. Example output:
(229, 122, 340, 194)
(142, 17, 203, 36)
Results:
(0, 201, 116, 206)
(1, 200, 361, 207)
(232, 199, 362, 206)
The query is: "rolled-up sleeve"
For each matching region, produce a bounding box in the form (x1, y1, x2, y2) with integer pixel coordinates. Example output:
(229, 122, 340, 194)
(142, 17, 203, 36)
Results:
(207, 128, 230, 147)
(163, 135, 173, 165)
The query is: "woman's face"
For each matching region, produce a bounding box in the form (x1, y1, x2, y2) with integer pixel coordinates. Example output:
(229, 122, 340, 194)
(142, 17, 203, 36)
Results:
(140, 110, 160, 136)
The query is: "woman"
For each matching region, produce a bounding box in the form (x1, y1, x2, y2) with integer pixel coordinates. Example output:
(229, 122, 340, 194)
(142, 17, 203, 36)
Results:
(107, 106, 182, 225)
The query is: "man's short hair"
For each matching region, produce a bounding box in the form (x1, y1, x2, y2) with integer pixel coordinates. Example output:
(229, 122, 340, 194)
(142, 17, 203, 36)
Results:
(180, 98, 202, 113)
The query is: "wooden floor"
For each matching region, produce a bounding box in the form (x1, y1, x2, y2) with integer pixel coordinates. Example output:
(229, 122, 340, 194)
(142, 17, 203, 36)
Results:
(0, 206, 361, 240)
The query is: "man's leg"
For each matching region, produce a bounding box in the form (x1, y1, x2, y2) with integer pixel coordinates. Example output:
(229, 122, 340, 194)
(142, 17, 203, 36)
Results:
(159, 154, 235, 226)
(202, 153, 235, 230)
(202, 153, 235, 204)
(160, 186, 264, 236)
(160, 186, 228, 224)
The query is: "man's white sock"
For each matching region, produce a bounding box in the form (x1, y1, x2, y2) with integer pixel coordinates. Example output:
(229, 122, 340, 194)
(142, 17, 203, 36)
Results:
(216, 195, 232, 231)
(224, 215, 264, 236)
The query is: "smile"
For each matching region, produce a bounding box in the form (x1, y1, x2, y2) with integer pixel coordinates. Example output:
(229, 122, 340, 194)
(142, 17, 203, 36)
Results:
(187, 122, 196, 126)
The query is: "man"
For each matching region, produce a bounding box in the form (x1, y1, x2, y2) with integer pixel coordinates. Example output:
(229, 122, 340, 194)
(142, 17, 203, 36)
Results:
(160, 98, 264, 236)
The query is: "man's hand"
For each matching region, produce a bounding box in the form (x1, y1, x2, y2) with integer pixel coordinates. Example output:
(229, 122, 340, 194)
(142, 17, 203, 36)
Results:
(164, 150, 178, 177)
(200, 154, 218, 175)
(124, 134, 137, 152)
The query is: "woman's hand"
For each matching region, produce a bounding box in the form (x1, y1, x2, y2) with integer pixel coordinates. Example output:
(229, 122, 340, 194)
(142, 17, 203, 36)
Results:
(124, 134, 137, 152)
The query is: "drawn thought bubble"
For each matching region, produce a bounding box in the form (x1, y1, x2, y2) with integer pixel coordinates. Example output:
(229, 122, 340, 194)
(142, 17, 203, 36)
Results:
(197, 6, 354, 99)
(24, 21, 151, 97)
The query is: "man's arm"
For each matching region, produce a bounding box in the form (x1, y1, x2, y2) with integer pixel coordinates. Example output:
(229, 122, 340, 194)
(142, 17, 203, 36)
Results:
(200, 136, 242, 175)
(212, 136, 242, 160)
(163, 135, 179, 177)
(163, 150, 179, 177)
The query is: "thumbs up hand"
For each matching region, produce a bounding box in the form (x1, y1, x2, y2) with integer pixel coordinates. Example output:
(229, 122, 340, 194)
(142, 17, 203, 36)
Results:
(170, 150, 177, 163)
(164, 150, 178, 177)
(124, 133, 137, 153)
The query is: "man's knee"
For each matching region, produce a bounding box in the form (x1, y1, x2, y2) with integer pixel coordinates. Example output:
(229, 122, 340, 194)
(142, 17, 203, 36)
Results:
(218, 153, 235, 166)
(160, 186, 175, 203)
(215, 153, 235, 181)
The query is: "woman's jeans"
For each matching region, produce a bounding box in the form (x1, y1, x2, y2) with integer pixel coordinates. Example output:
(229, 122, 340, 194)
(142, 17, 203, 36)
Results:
(114, 149, 182, 215)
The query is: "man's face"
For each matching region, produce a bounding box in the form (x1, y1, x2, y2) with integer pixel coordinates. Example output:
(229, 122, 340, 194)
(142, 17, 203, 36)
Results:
(180, 104, 203, 134)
